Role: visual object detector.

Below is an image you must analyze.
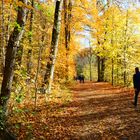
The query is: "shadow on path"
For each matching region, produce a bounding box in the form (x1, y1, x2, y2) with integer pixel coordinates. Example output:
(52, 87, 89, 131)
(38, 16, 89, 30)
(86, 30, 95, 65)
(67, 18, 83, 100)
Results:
(54, 82, 140, 140)
(9, 82, 140, 140)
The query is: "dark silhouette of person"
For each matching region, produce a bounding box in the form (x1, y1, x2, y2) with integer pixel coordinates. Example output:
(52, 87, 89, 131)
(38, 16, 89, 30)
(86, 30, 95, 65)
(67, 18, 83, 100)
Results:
(78, 75, 81, 83)
(133, 67, 140, 106)
(79, 74, 84, 83)
(74, 76, 78, 81)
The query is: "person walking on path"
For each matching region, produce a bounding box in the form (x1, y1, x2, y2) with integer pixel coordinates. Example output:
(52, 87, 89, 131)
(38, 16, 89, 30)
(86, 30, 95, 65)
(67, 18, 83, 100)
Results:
(78, 74, 85, 83)
(81, 74, 85, 83)
(133, 67, 140, 107)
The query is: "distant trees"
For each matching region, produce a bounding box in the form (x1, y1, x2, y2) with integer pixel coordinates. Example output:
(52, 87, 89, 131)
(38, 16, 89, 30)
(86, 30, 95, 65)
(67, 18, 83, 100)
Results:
(76, 47, 97, 81)
(75, 0, 140, 86)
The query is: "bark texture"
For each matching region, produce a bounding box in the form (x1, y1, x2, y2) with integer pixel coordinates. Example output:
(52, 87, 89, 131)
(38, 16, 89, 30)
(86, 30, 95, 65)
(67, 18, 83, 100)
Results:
(43, 0, 63, 93)
(0, 0, 28, 138)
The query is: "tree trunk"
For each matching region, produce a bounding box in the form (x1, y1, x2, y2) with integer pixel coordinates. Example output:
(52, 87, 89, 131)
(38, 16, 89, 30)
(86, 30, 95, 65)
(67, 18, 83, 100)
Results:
(100, 58, 105, 81)
(34, 40, 43, 108)
(89, 57, 92, 81)
(63, 0, 72, 81)
(5, 3, 13, 45)
(123, 50, 126, 85)
(116, 56, 119, 85)
(111, 58, 114, 85)
(88, 41, 92, 81)
(97, 56, 105, 82)
(27, 0, 34, 81)
(0, 0, 28, 138)
(43, 0, 63, 93)
(0, 0, 5, 73)
(68, 0, 72, 44)
(123, 10, 128, 86)
(34, 15, 46, 105)
(97, 56, 101, 82)
(63, 0, 68, 80)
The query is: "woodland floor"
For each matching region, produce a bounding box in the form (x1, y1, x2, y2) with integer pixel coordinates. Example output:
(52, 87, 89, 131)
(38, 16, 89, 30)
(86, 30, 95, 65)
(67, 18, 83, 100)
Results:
(8, 82, 140, 140)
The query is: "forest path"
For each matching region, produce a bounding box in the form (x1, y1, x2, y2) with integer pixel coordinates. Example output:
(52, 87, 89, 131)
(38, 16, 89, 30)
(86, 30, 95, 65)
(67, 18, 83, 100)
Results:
(65, 82, 140, 140)
(10, 82, 140, 140)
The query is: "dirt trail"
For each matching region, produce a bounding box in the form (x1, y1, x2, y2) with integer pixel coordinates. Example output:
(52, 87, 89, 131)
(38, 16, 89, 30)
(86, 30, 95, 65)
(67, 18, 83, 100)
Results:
(10, 82, 140, 140)
(62, 82, 140, 140)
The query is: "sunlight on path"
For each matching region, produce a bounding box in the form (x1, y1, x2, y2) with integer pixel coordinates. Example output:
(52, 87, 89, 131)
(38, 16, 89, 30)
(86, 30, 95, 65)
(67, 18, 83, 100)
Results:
(67, 82, 140, 140)
(9, 82, 140, 140)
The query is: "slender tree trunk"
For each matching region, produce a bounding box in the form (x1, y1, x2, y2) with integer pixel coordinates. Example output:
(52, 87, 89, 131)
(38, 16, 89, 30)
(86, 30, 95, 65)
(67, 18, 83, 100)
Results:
(0, 0, 28, 138)
(64, 0, 68, 49)
(99, 0, 110, 82)
(116, 55, 119, 85)
(63, 0, 72, 81)
(34, 16, 46, 105)
(97, 56, 101, 82)
(68, 0, 72, 44)
(100, 58, 105, 81)
(111, 58, 114, 85)
(97, 57, 105, 83)
(43, 0, 63, 94)
(34, 40, 43, 108)
(89, 41, 92, 81)
(66, 0, 72, 80)
(111, 10, 114, 85)
(5, 3, 13, 45)
(63, 0, 69, 80)
(123, 10, 128, 86)
(89, 57, 92, 81)
(0, 0, 5, 72)
(123, 50, 126, 85)
(27, 0, 34, 80)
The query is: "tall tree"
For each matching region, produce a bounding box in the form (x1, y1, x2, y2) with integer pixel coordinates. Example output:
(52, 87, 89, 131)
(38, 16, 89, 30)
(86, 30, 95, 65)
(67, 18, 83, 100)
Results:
(0, 0, 28, 138)
(0, 0, 5, 72)
(43, 0, 63, 93)
(123, 10, 128, 86)
(89, 40, 93, 81)
(27, 0, 34, 81)
(63, 0, 72, 81)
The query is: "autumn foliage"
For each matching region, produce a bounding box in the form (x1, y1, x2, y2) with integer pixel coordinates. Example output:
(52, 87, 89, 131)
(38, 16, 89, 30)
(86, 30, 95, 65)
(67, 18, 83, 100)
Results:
(0, 0, 140, 139)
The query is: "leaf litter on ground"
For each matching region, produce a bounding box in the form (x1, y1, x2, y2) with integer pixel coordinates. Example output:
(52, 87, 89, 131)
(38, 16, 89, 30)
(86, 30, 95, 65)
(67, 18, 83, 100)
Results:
(7, 82, 140, 140)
